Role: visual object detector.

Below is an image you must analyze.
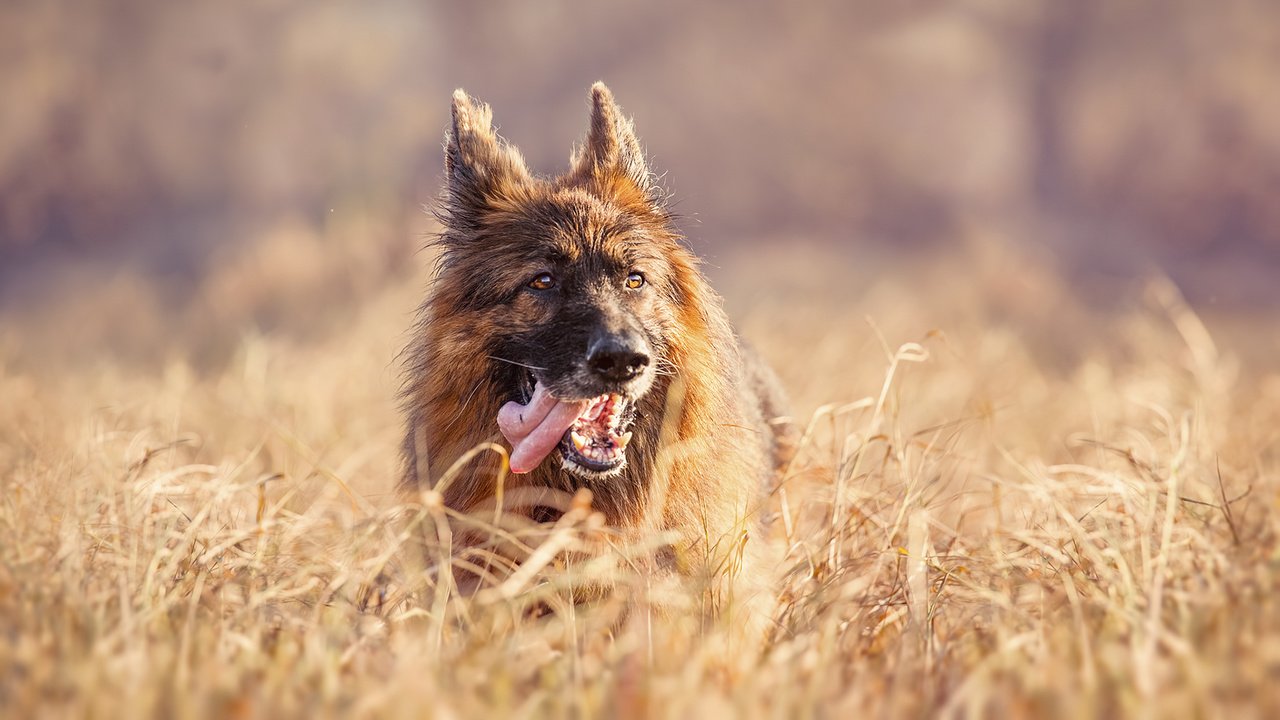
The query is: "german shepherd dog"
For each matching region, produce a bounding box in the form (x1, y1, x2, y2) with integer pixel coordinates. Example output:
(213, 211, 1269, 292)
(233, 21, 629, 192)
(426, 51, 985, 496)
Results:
(400, 83, 793, 629)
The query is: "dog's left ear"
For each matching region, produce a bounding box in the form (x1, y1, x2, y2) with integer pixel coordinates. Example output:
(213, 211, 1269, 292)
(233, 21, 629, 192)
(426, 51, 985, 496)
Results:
(566, 83, 662, 209)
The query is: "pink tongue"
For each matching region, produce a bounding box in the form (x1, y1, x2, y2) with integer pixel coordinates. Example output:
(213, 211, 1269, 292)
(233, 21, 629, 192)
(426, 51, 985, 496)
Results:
(497, 383, 589, 474)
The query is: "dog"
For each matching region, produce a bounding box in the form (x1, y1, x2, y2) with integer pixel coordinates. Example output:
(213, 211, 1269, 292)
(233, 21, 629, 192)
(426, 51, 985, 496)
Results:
(399, 82, 793, 631)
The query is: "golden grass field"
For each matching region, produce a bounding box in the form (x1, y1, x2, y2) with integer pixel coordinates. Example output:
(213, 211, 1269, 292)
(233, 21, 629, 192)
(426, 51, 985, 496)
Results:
(2, 229, 1278, 719)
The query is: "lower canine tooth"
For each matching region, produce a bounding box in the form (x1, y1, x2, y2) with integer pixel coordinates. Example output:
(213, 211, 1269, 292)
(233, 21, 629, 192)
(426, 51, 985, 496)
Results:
(571, 431, 587, 451)
(617, 431, 633, 450)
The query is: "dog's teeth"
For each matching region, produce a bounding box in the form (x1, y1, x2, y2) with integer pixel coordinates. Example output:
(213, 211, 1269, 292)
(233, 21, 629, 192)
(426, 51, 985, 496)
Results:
(617, 431, 633, 450)
(571, 431, 588, 452)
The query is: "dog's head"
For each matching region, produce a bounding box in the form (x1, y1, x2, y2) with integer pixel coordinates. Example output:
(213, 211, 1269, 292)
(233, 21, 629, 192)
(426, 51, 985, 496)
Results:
(433, 83, 692, 479)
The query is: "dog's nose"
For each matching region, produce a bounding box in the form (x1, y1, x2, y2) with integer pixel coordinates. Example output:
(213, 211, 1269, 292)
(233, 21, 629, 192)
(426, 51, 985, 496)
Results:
(587, 338, 650, 382)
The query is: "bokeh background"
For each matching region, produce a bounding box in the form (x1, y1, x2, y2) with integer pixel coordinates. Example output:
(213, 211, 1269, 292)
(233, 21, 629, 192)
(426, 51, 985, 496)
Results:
(4, 6, 1280, 715)
(2, 0, 1277, 371)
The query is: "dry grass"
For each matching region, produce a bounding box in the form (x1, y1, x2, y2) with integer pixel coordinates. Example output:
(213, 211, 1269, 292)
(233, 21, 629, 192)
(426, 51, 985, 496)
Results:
(2, 238, 1279, 719)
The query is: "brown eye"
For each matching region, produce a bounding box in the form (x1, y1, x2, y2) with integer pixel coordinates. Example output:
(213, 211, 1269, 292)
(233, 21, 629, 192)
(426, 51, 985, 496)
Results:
(528, 272, 556, 290)
(625, 272, 645, 290)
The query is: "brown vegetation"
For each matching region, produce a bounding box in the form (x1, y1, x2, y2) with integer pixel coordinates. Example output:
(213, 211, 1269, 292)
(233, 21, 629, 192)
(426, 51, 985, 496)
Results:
(2, 3, 1279, 717)
(3, 227, 1278, 715)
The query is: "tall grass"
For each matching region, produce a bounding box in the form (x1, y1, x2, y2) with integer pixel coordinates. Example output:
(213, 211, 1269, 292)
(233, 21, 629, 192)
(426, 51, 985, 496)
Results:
(1, 245, 1276, 718)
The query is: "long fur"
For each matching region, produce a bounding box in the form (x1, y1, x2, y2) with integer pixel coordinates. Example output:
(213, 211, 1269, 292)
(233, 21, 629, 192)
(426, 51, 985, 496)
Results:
(400, 83, 793, 622)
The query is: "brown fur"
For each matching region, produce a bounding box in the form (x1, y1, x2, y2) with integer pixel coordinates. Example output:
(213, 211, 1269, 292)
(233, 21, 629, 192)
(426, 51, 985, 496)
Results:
(400, 83, 793, 625)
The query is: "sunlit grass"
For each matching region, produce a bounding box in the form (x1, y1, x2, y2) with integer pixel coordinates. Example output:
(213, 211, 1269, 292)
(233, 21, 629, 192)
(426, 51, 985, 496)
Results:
(2, 245, 1277, 718)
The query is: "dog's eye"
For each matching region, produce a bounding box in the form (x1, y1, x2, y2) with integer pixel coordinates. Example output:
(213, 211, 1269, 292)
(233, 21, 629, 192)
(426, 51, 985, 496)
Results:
(625, 272, 645, 290)
(528, 273, 556, 291)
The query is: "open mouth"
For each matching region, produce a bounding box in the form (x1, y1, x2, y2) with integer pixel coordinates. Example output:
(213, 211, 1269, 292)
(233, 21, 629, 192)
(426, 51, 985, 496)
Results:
(500, 371, 637, 477)
(558, 393, 633, 474)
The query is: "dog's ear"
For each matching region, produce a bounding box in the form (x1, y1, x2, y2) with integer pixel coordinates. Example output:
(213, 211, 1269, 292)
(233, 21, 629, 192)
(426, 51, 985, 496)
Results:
(443, 90, 531, 225)
(567, 83, 661, 209)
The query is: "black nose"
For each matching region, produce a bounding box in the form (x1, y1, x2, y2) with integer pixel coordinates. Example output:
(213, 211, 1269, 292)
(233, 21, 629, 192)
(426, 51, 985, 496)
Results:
(587, 338, 650, 382)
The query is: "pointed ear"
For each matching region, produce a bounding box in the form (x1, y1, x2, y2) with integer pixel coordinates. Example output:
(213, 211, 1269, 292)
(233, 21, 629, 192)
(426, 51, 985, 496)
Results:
(443, 90, 531, 225)
(567, 82, 661, 207)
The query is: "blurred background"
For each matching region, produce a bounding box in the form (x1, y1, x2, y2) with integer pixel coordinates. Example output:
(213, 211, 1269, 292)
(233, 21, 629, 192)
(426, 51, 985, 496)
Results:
(2, 0, 1277, 372)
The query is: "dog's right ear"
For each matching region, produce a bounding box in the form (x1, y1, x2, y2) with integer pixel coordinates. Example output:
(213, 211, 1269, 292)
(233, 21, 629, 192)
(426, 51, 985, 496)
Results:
(443, 90, 531, 226)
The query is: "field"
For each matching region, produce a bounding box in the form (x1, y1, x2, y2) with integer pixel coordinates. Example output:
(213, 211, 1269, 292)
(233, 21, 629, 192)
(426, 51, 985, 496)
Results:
(4, 1, 1280, 716)
(2, 230, 1277, 719)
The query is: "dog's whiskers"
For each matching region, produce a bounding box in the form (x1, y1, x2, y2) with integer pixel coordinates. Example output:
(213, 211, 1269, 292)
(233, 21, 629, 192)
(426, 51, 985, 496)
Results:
(487, 356, 548, 371)
(435, 377, 488, 443)
(652, 354, 679, 377)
